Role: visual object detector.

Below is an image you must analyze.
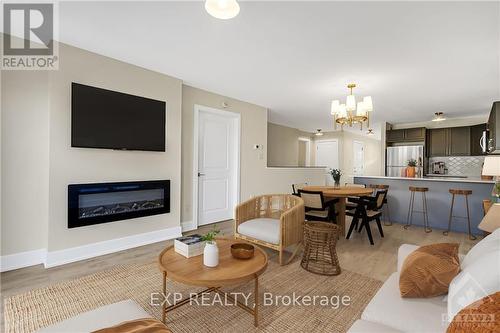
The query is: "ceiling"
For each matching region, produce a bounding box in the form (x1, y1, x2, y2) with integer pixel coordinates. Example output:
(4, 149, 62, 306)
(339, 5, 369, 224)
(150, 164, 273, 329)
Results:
(57, 1, 500, 132)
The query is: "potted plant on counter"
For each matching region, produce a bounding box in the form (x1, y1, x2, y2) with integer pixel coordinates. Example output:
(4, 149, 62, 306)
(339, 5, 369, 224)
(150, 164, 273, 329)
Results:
(202, 226, 220, 267)
(330, 168, 342, 187)
(406, 159, 417, 178)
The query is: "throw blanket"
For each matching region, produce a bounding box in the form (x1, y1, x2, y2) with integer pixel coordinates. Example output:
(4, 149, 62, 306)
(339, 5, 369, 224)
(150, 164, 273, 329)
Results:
(92, 318, 172, 333)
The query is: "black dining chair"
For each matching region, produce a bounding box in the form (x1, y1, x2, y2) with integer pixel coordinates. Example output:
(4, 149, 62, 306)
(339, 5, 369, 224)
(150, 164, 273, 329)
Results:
(298, 189, 338, 223)
(346, 190, 387, 245)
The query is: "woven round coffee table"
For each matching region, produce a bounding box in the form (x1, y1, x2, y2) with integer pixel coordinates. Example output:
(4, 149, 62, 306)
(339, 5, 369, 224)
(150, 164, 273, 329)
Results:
(301, 221, 341, 276)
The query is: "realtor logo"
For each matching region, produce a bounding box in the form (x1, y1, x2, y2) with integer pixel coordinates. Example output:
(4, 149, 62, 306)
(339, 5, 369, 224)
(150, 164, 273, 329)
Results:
(2, 2, 58, 69)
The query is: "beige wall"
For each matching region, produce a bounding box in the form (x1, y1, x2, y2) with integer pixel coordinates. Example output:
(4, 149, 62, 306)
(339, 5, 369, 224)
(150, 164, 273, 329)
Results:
(1, 71, 50, 255)
(181, 86, 326, 223)
(267, 122, 312, 167)
(46, 44, 183, 251)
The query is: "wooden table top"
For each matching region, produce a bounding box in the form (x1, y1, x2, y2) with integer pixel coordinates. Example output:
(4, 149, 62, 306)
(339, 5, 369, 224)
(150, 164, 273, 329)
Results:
(158, 238, 268, 287)
(303, 186, 374, 197)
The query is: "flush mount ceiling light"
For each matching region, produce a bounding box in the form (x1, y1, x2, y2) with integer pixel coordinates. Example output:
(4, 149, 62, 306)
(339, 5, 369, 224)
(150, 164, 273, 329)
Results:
(330, 83, 373, 130)
(367, 129, 375, 136)
(315, 129, 324, 136)
(205, 0, 240, 19)
(432, 112, 446, 122)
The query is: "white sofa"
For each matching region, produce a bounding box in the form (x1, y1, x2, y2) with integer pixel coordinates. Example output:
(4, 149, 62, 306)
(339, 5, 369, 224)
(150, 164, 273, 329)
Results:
(36, 300, 152, 333)
(348, 229, 500, 333)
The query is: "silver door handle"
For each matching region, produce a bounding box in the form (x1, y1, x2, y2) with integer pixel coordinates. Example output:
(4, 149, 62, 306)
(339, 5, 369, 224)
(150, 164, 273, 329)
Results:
(198, 172, 205, 177)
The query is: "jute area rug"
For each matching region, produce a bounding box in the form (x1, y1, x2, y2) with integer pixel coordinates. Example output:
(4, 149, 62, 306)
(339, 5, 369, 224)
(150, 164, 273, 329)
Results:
(4, 260, 382, 333)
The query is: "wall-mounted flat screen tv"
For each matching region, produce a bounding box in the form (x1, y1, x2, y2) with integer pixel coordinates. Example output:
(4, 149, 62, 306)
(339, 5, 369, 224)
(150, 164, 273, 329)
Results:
(71, 82, 166, 151)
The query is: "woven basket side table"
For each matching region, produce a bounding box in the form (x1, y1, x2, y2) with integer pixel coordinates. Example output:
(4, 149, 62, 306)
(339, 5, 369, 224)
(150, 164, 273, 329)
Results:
(300, 221, 341, 276)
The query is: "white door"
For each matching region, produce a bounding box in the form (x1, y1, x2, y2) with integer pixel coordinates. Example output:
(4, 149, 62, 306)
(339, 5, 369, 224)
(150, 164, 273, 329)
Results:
(353, 141, 365, 176)
(315, 140, 339, 185)
(197, 110, 238, 226)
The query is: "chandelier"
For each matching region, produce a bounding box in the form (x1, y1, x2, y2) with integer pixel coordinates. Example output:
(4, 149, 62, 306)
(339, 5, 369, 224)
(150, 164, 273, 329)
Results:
(330, 84, 373, 130)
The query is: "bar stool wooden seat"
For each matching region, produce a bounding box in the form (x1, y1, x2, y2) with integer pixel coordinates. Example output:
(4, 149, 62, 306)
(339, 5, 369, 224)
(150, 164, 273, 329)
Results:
(369, 184, 391, 226)
(443, 189, 476, 240)
(404, 186, 432, 233)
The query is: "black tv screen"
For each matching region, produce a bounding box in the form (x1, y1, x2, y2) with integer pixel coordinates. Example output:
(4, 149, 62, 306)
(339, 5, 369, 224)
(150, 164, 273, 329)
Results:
(71, 83, 166, 151)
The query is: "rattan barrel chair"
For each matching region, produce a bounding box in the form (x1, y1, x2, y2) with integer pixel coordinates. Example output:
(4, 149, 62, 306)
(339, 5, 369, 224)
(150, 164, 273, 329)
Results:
(235, 194, 305, 265)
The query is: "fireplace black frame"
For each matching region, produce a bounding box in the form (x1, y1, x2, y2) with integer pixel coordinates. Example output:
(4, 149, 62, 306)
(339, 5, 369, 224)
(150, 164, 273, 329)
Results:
(68, 180, 170, 228)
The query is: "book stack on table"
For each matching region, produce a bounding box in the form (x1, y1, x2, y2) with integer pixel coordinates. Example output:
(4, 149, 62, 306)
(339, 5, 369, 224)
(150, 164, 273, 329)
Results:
(174, 234, 205, 258)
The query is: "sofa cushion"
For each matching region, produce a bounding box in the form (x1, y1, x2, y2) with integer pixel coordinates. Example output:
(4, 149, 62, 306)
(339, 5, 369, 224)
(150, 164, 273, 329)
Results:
(362, 272, 448, 333)
(237, 218, 280, 245)
(447, 291, 500, 333)
(461, 228, 500, 269)
(447, 250, 500, 322)
(36, 300, 151, 333)
(399, 243, 460, 298)
(348, 320, 403, 333)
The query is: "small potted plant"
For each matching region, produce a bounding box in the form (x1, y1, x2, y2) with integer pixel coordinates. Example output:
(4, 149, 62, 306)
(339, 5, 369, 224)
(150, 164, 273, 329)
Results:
(201, 226, 220, 267)
(330, 168, 342, 187)
(406, 159, 417, 178)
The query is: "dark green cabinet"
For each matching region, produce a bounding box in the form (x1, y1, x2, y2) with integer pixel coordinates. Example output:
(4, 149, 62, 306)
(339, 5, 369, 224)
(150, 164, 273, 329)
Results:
(470, 123, 487, 156)
(386, 127, 425, 143)
(449, 126, 470, 156)
(428, 128, 448, 157)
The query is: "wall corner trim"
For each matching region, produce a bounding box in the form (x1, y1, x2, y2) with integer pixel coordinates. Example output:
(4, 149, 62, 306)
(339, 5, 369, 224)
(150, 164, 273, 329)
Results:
(0, 249, 47, 272)
(0, 226, 182, 272)
(45, 226, 182, 268)
(181, 221, 196, 232)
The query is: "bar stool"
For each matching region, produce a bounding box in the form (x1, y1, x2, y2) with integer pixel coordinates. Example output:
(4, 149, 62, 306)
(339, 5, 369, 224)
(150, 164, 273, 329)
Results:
(443, 189, 476, 240)
(404, 186, 432, 233)
(369, 184, 392, 226)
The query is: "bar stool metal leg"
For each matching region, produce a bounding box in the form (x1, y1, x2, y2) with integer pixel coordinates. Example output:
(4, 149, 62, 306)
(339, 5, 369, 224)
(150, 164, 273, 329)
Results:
(404, 191, 415, 229)
(423, 191, 431, 233)
(465, 195, 476, 240)
(443, 193, 456, 236)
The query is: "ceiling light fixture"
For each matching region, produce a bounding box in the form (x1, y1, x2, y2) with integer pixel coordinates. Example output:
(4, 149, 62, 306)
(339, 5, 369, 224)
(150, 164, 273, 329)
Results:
(205, 0, 240, 19)
(315, 129, 324, 136)
(432, 112, 446, 122)
(331, 83, 373, 130)
(367, 129, 374, 136)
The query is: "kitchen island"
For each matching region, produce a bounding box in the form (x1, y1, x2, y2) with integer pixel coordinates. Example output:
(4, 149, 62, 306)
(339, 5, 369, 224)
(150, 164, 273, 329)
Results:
(353, 176, 494, 234)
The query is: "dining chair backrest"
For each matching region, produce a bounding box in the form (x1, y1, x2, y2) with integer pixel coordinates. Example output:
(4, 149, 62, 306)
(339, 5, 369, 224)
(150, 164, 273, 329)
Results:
(374, 190, 388, 210)
(292, 183, 308, 195)
(298, 189, 324, 209)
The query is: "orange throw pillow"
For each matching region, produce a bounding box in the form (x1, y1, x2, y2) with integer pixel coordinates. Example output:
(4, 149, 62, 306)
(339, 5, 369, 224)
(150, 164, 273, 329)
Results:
(447, 292, 500, 333)
(399, 243, 460, 298)
(92, 318, 172, 333)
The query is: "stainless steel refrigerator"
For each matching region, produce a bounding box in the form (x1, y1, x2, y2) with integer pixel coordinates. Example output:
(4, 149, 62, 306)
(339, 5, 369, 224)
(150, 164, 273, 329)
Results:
(386, 145, 424, 177)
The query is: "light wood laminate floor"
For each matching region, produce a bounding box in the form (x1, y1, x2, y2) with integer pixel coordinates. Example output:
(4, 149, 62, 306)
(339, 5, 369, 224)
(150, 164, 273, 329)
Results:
(1, 219, 481, 330)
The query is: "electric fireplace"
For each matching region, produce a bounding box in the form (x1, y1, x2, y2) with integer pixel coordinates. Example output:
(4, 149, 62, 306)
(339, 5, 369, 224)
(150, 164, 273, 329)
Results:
(68, 180, 170, 228)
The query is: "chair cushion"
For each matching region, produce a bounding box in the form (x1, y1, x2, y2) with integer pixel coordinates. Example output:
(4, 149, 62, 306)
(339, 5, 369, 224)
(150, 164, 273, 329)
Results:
(306, 209, 329, 218)
(36, 300, 151, 332)
(348, 320, 403, 333)
(237, 218, 280, 245)
(361, 272, 448, 333)
(399, 243, 460, 298)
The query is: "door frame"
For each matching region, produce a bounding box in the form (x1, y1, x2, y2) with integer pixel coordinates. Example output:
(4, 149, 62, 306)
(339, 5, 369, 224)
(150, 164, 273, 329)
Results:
(298, 137, 311, 166)
(192, 104, 241, 230)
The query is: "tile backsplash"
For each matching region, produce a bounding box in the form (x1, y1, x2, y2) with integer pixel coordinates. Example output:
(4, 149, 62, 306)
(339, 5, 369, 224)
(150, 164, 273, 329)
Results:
(429, 156, 485, 178)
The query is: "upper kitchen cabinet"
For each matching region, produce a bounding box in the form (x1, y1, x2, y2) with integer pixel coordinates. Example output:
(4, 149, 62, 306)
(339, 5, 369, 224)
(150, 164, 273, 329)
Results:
(470, 123, 487, 156)
(386, 127, 426, 143)
(428, 128, 448, 157)
(449, 126, 470, 156)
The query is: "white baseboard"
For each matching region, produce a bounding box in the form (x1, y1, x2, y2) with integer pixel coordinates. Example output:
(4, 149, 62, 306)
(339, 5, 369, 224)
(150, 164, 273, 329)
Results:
(181, 221, 197, 232)
(0, 249, 47, 272)
(45, 226, 182, 268)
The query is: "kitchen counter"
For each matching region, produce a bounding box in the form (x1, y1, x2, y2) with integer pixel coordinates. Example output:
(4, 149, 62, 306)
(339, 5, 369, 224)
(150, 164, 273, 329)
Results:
(354, 175, 494, 184)
(353, 176, 494, 234)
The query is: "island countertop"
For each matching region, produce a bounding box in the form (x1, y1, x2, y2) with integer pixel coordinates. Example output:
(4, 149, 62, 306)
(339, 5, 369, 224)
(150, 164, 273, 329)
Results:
(353, 176, 493, 235)
(353, 175, 494, 184)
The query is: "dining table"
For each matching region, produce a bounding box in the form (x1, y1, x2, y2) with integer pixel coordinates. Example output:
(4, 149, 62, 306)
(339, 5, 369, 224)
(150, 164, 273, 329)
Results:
(302, 185, 374, 236)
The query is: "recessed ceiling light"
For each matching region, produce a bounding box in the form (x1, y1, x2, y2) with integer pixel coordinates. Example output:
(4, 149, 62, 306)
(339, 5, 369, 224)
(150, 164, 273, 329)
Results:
(432, 112, 446, 122)
(205, 0, 240, 20)
(315, 129, 324, 136)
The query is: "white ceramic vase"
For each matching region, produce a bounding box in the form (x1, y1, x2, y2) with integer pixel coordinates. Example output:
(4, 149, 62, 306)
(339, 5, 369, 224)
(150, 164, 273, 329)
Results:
(203, 241, 219, 267)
